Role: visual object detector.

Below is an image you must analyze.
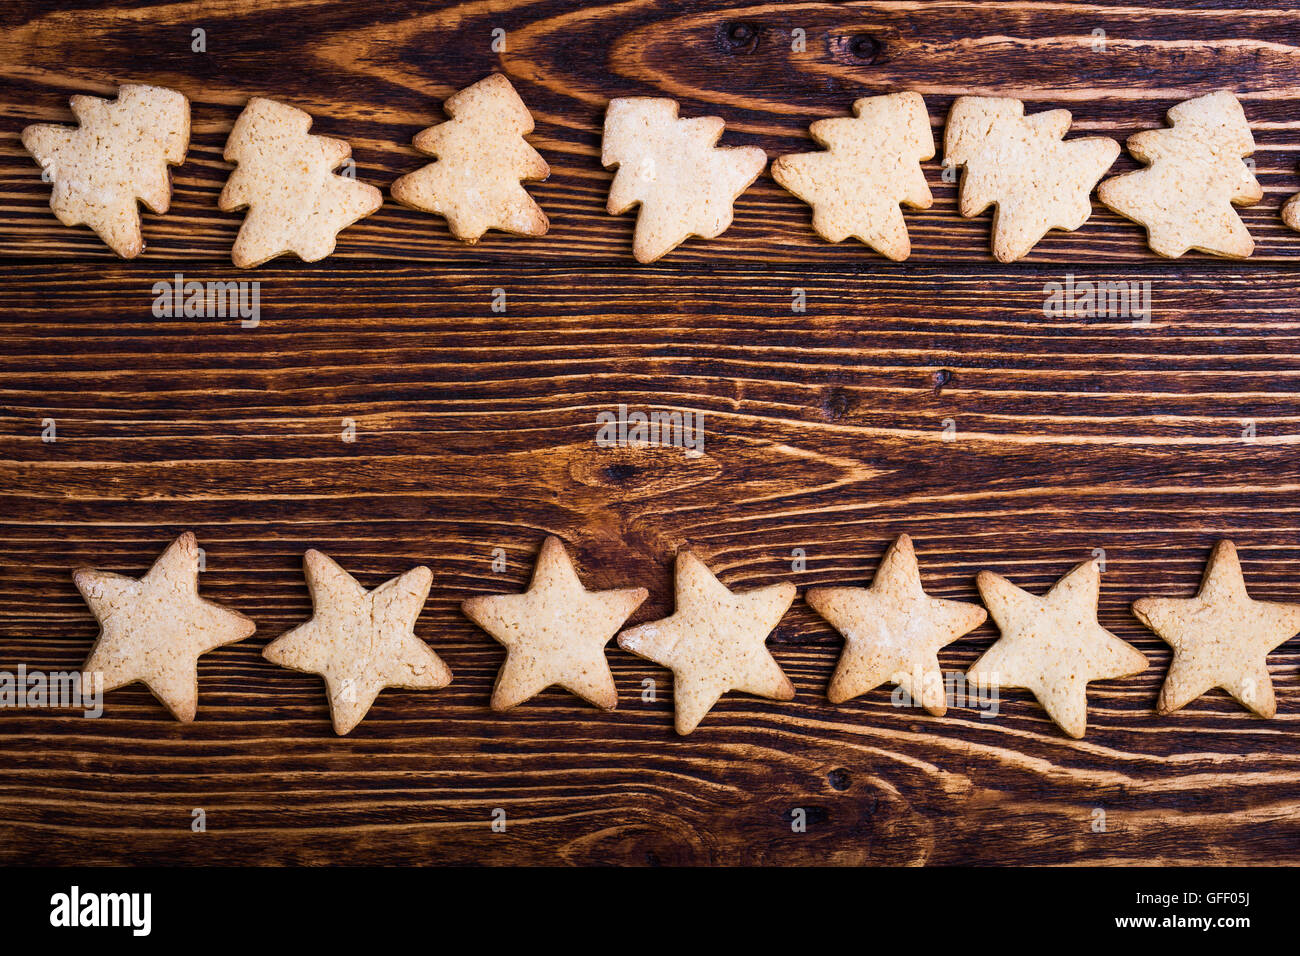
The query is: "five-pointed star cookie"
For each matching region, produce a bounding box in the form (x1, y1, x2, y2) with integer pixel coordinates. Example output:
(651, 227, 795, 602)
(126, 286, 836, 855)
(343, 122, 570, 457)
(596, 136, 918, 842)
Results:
(462, 536, 647, 711)
(74, 532, 255, 722)
(263, 550, 451, 735)
(806, 534, 986, 714)
(1133, 540, 1300, 718)
(967, 559, 1147, 738)
(617, 551, 796, 734)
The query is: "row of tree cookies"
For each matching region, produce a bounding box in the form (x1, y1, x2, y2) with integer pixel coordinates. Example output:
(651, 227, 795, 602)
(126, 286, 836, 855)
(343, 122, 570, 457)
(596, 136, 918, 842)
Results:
(71, 532, 1297, 738)
(22, 77, 1280, 266)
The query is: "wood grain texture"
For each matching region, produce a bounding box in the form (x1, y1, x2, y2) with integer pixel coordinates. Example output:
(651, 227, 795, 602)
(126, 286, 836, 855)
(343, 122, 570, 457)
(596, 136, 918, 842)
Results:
(2, 0, 1300, 866)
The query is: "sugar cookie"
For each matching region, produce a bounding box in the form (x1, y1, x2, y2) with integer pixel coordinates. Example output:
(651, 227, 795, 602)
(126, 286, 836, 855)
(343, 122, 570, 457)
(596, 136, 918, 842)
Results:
(263, 550, 451, 735)
(807, 534, 986, 713)
(617, 552, 794, 734)
(462, 536, 647, 711)
(74, 532, 254, 721)
(602, 98, 766, 263)
(219, 97, 382, 267)
(22, 84, 189, 258)
(391, 74, 549, 242)
(1133, 540, 1300, 717)
(1099, 91, 1261, 258)
(772, 92, 933, 260)
(967, 559, 1146, 738)
(945, 96, 1118, 262)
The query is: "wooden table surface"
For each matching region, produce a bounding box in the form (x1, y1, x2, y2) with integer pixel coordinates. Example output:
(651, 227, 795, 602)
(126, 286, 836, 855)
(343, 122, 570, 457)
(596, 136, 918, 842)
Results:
(3, 0, 1299, 866)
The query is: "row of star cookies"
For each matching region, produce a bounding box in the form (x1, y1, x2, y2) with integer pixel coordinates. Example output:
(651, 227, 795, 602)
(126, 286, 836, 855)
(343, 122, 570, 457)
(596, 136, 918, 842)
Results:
(22, 81, 1283, 265)
(72, 532, 1300, 738)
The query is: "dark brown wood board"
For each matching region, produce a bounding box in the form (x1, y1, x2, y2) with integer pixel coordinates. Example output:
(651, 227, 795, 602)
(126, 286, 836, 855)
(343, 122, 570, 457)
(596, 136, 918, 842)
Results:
(2, 1, 1299, 866)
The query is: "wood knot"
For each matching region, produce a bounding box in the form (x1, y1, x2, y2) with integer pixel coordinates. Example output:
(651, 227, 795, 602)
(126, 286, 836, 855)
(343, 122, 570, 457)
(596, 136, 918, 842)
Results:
(720, 20, 760, 54)
(603, 462, 637, 484)
(931, 368, 955, 394)
(830, 34, 884, 64)
(822, 386, 853, 421)
(850, 34, 883, 62)
(569, 446, 721, 495)
(828, 768, 851, 791)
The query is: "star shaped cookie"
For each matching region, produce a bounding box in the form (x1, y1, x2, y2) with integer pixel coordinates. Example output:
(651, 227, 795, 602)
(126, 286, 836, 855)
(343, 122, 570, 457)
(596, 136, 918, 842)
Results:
(74, 532, 255, 722)
(806, 534, 986, 713)
(1133, 540, 1300, 718)
(617, 551, 796, 734)
(966, 559, 1147, 738)
(263, 550, 451, 735)
(461, 536, 648, 711)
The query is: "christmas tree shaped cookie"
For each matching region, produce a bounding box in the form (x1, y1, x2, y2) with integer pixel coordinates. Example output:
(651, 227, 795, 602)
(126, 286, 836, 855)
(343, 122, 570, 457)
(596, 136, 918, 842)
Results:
(1099, 91, 1261, 258)
(771, 92, 934, 261)
(1283, 185, 1300, 233)
(22, 84, 190, 258)
(391, 74, 549, 242)
(944, 97, 1118, 262)
(219, 97, 383, 267)
(602, 98, 766, 263)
